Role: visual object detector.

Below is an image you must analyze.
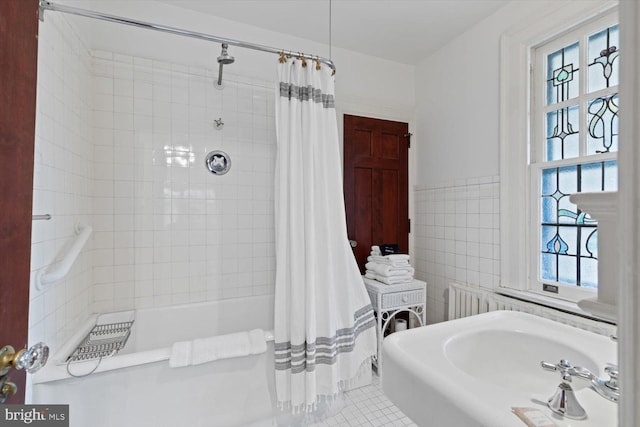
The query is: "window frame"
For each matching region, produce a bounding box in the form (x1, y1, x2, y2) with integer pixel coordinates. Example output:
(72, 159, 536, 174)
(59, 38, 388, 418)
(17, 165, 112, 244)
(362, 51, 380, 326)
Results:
(499, 1, 618, 311)
(528, 13, 619, 302)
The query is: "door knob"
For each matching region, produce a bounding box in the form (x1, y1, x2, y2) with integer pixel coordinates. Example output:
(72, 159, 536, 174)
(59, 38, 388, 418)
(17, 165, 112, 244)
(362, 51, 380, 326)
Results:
(349, 239, 357, 248)
(0, 342, 49, 376)
(16, 342, 49, 373)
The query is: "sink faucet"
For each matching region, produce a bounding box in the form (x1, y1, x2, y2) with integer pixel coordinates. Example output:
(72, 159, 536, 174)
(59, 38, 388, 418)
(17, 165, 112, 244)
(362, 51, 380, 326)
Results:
(540, 359, 619, 418)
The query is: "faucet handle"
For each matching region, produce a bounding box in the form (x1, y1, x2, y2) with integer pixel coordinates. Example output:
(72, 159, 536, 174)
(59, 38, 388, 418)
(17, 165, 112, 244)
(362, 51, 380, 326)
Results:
(541, 361, 559, 371)
(541, 359, 573, 371)
(541, 359, 576, 382)
(604, 364, 619, 390)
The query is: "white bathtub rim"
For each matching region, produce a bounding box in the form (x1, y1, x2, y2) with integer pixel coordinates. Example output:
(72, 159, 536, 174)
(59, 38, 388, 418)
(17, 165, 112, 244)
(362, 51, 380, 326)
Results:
(32, 295, 275, 385)
(33, 332, 275, 384)
(32, 347, 172, 384)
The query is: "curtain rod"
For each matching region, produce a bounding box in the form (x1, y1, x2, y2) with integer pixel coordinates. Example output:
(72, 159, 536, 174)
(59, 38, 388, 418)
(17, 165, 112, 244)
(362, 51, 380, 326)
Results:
(38, 0, 336, 73)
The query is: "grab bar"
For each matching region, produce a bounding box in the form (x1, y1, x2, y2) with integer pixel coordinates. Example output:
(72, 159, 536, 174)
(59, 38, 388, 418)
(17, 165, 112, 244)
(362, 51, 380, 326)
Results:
(32, 214, 52, 221)
(36, 222, 92, 290)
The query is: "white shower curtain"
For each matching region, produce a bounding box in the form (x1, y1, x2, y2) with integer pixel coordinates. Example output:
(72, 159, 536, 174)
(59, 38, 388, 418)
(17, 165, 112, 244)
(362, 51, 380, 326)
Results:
(274, 57, 377, 414)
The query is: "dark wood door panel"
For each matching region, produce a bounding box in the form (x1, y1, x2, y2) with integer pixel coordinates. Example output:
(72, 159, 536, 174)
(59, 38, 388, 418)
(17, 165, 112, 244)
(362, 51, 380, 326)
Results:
(0, 0, 39, 404)
(380, 132, 401, 159)
(353, 168, 373, 270)
(344, 115, 409, 272)
(375, 169, 400, 243)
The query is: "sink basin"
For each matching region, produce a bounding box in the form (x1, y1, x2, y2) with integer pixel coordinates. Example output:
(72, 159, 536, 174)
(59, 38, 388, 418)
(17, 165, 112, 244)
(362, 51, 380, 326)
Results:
(382, 311, 617, 427)
(445, 329, 599, 393)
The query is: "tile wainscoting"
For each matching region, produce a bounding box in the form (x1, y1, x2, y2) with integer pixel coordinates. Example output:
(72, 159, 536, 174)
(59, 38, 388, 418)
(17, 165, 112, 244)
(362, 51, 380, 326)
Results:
(413, 175, 500, 324)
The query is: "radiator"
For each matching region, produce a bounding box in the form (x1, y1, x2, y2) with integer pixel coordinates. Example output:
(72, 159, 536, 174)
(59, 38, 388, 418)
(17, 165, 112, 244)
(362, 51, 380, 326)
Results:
(447, 282, 615, 336)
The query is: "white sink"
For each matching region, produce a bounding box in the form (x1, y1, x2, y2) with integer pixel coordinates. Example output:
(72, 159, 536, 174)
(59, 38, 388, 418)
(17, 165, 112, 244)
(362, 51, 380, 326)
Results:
(382, 311, 617, 427)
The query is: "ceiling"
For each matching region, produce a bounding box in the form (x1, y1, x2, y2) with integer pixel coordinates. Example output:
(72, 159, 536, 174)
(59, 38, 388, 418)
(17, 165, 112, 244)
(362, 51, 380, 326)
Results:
(157, 0, 510, 65)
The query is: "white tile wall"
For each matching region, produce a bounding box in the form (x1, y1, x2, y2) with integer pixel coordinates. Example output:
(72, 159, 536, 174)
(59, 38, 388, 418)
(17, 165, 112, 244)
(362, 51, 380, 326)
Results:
(413, 176, 500, 324)
(30, 34, 278, 353)
(90, 51, 277, 313)
(30, 13, 93, 352)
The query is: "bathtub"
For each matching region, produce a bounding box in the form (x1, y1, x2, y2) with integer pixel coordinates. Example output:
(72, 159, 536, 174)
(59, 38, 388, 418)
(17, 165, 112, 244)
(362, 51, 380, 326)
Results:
(31, 295, 278, 427)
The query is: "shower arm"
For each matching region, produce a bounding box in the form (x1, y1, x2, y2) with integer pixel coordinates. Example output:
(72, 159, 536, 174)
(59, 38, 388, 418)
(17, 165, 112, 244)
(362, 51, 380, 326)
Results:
(217, 62, 224, 87)
(38, 0, 336, 73)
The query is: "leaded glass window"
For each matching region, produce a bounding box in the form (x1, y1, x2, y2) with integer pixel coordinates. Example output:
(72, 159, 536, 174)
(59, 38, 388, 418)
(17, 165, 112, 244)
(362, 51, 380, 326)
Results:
(534, 18, 619, 296)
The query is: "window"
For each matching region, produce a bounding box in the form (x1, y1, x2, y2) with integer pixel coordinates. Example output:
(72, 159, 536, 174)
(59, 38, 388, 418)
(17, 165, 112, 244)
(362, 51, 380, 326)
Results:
(530, 15, 619, 302)
(499, 3, 619, 309)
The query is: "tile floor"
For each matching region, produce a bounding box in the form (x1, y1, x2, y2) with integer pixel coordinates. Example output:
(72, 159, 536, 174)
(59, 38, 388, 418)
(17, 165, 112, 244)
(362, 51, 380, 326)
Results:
(309, 375, 417, 427)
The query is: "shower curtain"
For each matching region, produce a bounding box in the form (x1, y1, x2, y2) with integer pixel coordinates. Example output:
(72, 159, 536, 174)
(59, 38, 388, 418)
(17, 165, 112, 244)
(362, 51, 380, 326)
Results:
(274, 57, 377, 415)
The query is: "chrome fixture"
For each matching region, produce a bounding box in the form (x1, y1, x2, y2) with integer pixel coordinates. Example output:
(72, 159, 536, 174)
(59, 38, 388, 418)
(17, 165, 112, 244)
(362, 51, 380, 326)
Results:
(38, 0, 335, 73)
(67, 321, 134, 363)
(214, 118, 224, 129)
(541, 359, 619, 418)
(216, 44, 235, 87)
(32, 214, 52, 221)
(205, 150, 231, 175)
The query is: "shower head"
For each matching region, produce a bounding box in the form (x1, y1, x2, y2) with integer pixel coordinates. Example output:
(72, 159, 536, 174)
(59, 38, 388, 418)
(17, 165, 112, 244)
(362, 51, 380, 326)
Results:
(216, 43, 234, 88)
(217, 44, 235, 65)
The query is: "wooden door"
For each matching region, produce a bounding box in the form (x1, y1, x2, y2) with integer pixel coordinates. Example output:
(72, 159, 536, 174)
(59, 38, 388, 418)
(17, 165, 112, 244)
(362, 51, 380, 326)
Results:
(0, 0, 39, 404)
(343, 115, 409, 273)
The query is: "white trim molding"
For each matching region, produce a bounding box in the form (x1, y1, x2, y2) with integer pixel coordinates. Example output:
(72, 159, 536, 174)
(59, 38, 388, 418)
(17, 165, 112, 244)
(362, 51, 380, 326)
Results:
(617, 0, 640, 424)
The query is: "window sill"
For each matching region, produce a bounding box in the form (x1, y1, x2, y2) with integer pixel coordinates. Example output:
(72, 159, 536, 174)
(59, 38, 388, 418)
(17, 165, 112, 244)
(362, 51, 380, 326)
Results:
(496, 287, 616, 325)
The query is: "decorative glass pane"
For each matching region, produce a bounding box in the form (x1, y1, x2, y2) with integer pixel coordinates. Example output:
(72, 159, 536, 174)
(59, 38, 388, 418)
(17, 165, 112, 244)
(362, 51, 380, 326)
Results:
(540, 160, 618, 287)
(580, 257, 598, 289)
(546, 105, 579, 160)
(581, 160, 618, 192)
(588, 25, 619, 92)
(547, 42, 579, 105)
(587, 94, 619, 154)
(603, 160, 617, 190)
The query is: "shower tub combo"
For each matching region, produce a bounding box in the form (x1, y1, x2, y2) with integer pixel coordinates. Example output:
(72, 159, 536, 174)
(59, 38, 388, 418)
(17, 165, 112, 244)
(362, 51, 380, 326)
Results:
(33, 295, 278, 427)
(33, 294, 372, 426)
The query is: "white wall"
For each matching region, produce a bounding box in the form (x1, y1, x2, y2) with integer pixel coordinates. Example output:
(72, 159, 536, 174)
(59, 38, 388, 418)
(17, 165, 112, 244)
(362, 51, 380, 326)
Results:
(414, 176, 500, 323)
(90, 52, 278, 312)
(30, 12, 94, 352)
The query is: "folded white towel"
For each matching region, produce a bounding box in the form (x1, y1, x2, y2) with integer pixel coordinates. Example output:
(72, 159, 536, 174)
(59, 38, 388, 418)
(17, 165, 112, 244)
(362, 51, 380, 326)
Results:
(365, 271, 413, 285)
(248, 328, 268, 355)
(370, 245, 381, 256)
(169, 341, 192, 368)
(365, 262, 415, 277)
(169, 329, 267, 368)
(367, 256, 411, 268)
(385, 254, 410, 261)
(192, 332, 250, 365)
